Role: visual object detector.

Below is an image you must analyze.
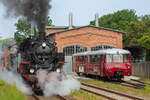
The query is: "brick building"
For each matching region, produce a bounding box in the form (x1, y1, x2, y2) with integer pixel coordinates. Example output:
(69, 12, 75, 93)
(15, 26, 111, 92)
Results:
(46, 14, 124, 56)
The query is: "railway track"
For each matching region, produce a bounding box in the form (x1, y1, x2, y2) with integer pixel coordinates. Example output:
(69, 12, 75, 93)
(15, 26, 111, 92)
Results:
(110, 79, 147, 89)
(27, 94, 76, 100)
(130, 79, 150, 86)
(81, 82, 147, 100)
(77, 75, 147, 89)
(122, 80, 145, 89)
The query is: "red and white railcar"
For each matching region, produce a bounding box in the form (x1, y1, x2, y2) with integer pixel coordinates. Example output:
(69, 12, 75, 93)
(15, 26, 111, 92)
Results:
(73, 49, 131, 80)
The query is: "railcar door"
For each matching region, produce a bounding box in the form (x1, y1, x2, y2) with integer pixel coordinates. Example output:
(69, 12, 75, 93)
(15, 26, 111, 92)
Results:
(84, 56, 87, 73)
(77, 56, 84, 73)
(100, 55, 105, 77)
(87, 55, 101, 75)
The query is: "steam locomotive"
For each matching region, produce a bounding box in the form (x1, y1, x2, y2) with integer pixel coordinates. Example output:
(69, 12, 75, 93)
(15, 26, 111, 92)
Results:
(17, 32, 65, 94)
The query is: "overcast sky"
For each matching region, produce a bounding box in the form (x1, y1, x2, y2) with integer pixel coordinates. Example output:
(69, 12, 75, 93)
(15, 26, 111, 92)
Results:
(0, 0, 150, 39)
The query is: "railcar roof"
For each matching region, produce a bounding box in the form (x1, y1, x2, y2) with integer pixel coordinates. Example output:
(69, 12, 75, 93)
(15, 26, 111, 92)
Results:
(73, 49, 130, 56)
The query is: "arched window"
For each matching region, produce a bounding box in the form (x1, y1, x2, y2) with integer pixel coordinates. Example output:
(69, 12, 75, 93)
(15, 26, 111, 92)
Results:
(91, 45, 114, 51)
(63, 45, 88, 56)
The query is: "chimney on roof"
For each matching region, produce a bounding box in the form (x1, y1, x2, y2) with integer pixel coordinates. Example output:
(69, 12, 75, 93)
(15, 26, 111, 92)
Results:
(95, 13, 99, 27)
(69, 13, 73, 29)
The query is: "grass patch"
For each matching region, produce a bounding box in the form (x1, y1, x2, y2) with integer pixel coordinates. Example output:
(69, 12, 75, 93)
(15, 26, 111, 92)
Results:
(79, 79, 150, 99)
(140, 78, 150, 93)
(0, 80, 5, 86)
(140, 78, 150, 83)
(70, 90, 106, 100)
(0, 80, 27, 100)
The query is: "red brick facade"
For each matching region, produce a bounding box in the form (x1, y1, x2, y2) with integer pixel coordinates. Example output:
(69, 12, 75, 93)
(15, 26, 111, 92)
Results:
(46, 26, 123, 52)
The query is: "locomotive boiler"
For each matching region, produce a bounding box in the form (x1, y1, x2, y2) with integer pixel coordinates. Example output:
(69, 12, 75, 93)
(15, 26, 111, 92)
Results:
(17, 32, 65, 94)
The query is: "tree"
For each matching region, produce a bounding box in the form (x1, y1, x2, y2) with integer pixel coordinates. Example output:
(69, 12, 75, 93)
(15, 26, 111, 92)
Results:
(14, 17, 53, 44)
(124, 15, 150, 47)
(138, 34, 150, 49)
(0, 38, 13, 44)
(90, 9, 138, 32)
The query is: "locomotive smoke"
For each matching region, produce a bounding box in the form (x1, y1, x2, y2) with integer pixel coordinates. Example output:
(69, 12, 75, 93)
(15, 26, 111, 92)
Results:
(0, 0, 51, 32)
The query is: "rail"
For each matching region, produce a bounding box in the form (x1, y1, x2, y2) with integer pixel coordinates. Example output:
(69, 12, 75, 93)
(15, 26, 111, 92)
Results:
(81, 82, 147, 100)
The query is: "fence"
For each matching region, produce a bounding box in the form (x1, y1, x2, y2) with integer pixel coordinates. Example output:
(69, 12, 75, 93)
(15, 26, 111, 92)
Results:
(132, 62, 150, 78)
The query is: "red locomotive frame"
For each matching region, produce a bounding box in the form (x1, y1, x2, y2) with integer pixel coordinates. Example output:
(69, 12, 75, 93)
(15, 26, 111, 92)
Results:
(73, 49, 132, 80)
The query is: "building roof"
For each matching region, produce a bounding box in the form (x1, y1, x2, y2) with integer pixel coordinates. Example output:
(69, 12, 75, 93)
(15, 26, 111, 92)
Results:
(46, 25, 126, 37)
(46, 26, 68, 29)
(73, 48, 130, 56)
(46, 26, 80, 29)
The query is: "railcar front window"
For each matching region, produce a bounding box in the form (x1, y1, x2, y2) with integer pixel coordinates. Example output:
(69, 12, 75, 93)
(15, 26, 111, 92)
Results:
(106, 55, 113, 63)
(124, 55, 129, 62)
(113, 54, 123, 63)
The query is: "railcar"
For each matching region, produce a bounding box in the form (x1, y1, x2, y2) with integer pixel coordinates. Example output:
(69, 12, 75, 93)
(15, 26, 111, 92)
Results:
(73, 49, 131, 80)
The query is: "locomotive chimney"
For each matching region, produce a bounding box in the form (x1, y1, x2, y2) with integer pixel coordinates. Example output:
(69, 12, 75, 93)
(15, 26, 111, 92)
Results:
(39, 32, 46, 40)
(69, 13, 73, 29)
(95, 13, 99, 27)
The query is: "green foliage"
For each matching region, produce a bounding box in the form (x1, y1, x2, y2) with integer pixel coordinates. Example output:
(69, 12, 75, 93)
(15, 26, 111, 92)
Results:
(14, 16, 53, 44)
(145, 84, 150, 93)
(124, 15, 150, 47)
(90, 9, 138, 32)
(47, 16, 53, 26)
(0, 80, 5, 86)
(0, 38, 13, 43)
(0, 80, 26, 100)
(138, 34, 150, 49)
(14, 18, 33, 45)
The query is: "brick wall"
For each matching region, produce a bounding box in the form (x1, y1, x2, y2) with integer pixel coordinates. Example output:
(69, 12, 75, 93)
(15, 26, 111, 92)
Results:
(46, 26, 123, 52)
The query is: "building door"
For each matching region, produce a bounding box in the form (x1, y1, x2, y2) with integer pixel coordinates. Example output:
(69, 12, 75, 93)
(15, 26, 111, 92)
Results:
(63, 56, 73, 74)
(62, 45, 88, 74)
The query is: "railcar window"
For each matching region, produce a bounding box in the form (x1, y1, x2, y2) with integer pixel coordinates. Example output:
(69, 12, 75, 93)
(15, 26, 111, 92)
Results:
(124, 55, 129, 62)
(90, 55, 95, 62)
(95, 55, 101, 62)
(106, 55, 113, 63)
(87, 56, 90, 63)
(89, 55, 100, 63)
(113, 54, 123, 63)
(76, 56, 84, 62)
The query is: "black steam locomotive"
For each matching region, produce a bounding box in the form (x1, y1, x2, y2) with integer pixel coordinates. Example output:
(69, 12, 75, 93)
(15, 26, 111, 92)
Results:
(17, 32, 64, 94)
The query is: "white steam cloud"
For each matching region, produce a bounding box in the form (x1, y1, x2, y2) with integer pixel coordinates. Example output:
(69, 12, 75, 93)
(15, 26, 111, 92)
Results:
(0, 71, 33, 95)
(0, 70, 80, 97)
(37, 70, 80, 97)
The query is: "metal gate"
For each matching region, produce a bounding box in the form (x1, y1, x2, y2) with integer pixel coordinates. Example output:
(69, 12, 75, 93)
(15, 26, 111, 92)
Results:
(62, 56, 73, 74)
